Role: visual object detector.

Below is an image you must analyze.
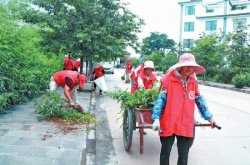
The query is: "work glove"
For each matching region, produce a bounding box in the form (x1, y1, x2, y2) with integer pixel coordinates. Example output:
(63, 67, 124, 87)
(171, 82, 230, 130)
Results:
(152, 119, 160, 131)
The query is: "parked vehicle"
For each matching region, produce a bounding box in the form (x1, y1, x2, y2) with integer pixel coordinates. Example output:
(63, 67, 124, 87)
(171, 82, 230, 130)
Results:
(101, 62, 114, 74)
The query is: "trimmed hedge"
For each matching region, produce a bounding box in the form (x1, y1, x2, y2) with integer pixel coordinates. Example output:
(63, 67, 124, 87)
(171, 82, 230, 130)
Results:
(232, 73, 250, 88)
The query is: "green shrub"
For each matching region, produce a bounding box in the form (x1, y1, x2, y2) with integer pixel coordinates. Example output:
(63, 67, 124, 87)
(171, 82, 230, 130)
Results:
(0, 4, 63, 113)
(245, 73, 250, 87)
(217, 68, 236, 84)
(232, 74, 247, 88)
(34, 91, 95, 125)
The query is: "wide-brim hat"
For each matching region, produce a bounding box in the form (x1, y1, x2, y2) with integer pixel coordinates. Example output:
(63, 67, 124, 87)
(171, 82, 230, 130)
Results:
(169, 53, 205, 74)
(79, 74, 87, 88)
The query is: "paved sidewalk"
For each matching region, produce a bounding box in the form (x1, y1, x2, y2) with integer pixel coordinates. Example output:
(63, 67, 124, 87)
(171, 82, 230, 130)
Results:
(0, 86, 94, 165)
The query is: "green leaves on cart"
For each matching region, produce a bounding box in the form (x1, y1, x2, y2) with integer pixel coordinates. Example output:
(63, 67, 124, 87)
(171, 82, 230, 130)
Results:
(107, 87, 159, 110)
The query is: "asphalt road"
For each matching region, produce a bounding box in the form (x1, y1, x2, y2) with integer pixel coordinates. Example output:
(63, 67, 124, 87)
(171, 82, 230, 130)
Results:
(95, 69, 250, 165)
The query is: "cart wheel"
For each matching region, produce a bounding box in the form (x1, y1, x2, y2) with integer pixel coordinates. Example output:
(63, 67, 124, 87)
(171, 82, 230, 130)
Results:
(123, 108, 133, 151)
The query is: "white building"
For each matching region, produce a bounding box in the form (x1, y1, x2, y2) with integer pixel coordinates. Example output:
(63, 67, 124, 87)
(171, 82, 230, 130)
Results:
(178, 0, 250, 48)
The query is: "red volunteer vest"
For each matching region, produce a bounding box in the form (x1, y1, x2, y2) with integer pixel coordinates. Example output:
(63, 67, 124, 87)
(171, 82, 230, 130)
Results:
(160, 71, 198, 137)
(53, 70, 79, 87)
(63, 57, 73, 70)
(94, 66, 104, 78)
(131, 72, 157, 94)
(130, 64, 144, 81)
(126, 60, 132, 73)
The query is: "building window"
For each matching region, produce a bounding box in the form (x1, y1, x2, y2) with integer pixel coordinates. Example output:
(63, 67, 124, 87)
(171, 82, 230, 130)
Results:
(183, 39, 194, 48)
(206, 20, 217, 31)
(233, 18, 247, 30)
(206, 9, 214, 13)
(184, 22, 195, 32)
(185, 6, 195, 15)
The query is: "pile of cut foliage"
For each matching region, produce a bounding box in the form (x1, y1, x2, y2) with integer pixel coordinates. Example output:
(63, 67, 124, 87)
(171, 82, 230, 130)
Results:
(34, 91, 95, 125)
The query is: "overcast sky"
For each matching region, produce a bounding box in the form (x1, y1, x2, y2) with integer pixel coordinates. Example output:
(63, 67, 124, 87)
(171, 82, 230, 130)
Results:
(119, 0, 181, 55)
(120, 0, 181, 42)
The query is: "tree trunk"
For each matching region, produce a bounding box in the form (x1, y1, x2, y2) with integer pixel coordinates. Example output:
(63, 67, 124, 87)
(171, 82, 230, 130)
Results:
(89, 60, 94, 77)
(85, 60, 89, 76)
(203, 73, 206, 83)
(80, 55, 84, 74)
(240, 50, 243, 74)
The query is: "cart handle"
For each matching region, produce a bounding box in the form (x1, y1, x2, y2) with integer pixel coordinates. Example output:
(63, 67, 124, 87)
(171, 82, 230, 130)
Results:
(194, 123, 221, 130)
(152, 123, 221, 135)
(155, 126, 163, 134)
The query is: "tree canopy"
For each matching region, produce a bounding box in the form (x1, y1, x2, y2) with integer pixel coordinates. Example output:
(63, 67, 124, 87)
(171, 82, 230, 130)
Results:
(191, 33, 226, 78)
(21, 0, 144, 61)
(141, 32, 175, 56)
(226, 30, 250, 74)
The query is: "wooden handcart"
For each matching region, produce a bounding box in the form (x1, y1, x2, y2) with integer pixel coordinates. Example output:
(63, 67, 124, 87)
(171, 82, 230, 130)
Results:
(122, 108, 221, 154)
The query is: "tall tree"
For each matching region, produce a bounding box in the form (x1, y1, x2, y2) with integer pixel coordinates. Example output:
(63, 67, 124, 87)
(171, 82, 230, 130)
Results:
(226, 30, 250, 74)
(145, 51, 163, 70)
(21, 0, 144, 73)
(191, 33, 227, 80)
(141, 32, 175, 56)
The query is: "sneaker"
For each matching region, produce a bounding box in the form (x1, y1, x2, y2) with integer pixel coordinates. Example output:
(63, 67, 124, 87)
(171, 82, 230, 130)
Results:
(125, 80, 130, 84)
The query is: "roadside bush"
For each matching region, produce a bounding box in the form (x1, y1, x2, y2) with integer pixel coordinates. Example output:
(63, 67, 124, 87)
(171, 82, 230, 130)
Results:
(245, 73, 250, 87)
(216, 68, 235, 84)
(232, 74, 247, 88)
(0, 4, 62, 113)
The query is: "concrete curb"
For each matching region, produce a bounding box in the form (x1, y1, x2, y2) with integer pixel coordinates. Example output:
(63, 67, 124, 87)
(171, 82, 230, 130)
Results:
(156, 74, 250, 95)
(85, 97, 96, 165)
(198, 81, 250, 94)
(79, 81, 97, 165)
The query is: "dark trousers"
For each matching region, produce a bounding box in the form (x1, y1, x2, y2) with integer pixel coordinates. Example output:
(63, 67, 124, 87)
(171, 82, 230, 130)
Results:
(160, 133, 194, 165)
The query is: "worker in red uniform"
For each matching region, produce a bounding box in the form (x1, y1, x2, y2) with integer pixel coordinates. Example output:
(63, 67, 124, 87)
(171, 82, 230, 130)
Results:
(152, 53, 216, 165)
(130, 62, 144, 89)
(73, 60, 81, 71)
(131, 60, 157, 135)
(63, 54, 74, 70)
(49, 70, 87, 108)
(125, 58, 132, 83)
(92, 63, 105, 95)
(131, 60, 157, 94)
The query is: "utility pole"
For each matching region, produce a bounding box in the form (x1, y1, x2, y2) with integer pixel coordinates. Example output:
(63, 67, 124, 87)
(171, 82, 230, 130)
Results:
(223, 0, 229, 36)
(179, 4, 184, 44)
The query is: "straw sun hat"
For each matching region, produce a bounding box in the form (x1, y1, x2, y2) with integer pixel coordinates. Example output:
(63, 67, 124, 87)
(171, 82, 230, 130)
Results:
(169, 53, 205, 74)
